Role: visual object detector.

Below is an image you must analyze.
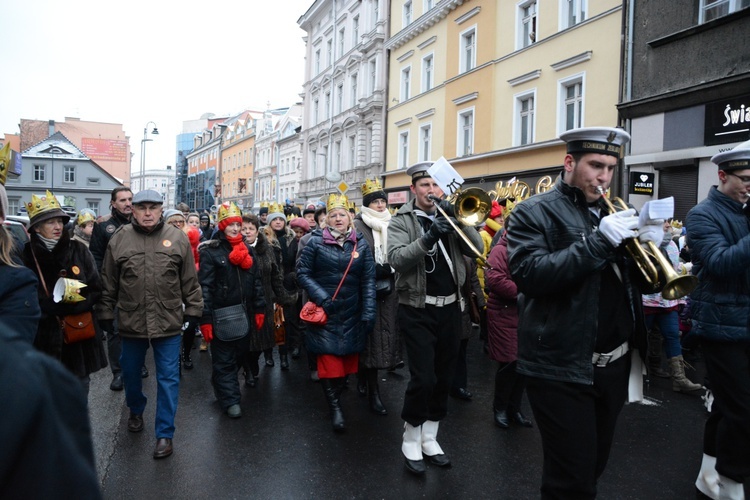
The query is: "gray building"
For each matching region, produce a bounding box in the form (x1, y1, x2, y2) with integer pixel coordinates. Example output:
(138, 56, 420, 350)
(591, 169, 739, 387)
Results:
(4, 132, 124, 217)
(618, 1, 750, 221)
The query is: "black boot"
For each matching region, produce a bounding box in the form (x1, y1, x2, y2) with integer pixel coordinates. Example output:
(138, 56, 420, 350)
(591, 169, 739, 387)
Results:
(280, 354, 289, 371)
(356, 368, 368, 396)
(366, 369, 387, 415)
(182, 345, 193, 370)
(321, 378, 345, 432)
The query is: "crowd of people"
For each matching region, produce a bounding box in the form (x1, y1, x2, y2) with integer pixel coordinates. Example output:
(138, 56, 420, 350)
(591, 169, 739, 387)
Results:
(1, 126, 748, 499)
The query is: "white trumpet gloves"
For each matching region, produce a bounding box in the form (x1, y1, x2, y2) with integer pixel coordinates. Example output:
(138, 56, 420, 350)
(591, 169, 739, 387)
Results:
(599, 208, 638, 246)
(637, 219, 665, 247)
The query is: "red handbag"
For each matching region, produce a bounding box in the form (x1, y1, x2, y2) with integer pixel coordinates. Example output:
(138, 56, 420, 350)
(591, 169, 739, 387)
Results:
(300, 241, 357, 326)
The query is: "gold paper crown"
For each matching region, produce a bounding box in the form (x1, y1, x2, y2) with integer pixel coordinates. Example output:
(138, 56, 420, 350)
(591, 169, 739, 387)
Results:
(286, 213, 298, 222)
(326, 193, 349, 212)
(26, 190, 63, 220)
(260, 201, 270, 208)
(268, 202, 284, 215)
(670, 220, 683, 230)
(503, 198, 517, 218)
(0, 142, 11, 186)
(217, 201, 242, 222)
(77, 210, 96, 226)
(53, 277, 87, 303)
(361, 178, 383, 196)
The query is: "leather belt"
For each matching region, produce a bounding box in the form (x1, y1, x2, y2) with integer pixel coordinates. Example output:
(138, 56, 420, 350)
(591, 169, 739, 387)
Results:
(424, 293, 457, 307)
(592, 341, 629, 368)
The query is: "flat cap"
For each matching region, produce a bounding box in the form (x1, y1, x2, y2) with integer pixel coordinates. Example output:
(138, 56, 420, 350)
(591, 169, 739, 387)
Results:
(406, 161, 434, 181)
(559, 127, 631, 158)
(132, 189, 163, 205)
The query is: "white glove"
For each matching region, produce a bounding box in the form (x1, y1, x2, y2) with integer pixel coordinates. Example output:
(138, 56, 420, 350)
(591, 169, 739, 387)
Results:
(599, 208, 638, 247)
(637, 219, 665, 247)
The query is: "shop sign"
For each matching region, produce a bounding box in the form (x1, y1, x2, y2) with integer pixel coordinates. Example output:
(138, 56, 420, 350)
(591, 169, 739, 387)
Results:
(387, 190, 409, 204)
(629, 171, 654, 195)
(705, 94, 750, 146)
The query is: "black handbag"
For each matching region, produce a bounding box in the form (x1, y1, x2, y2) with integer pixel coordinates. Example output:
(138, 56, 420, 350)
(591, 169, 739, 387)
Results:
(375, 276, 393, 298)
(213, 268, 250, 342)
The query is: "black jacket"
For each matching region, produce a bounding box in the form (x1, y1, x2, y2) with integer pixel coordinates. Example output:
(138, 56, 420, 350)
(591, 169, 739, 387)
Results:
(89, 208, 130, 272)
(198, 234, 266, 327)
(506, 175, 647, 385)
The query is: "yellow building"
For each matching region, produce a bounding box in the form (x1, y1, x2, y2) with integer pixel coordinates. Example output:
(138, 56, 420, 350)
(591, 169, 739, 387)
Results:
(384, 0, 624, 201)
(221, 112, 261, 211)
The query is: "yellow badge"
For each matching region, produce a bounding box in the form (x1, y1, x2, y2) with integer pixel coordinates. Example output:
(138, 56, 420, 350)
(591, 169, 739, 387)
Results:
(162, 240, 172, 247)
(352, 251, 359, 259)
(71, 265, 80, 275)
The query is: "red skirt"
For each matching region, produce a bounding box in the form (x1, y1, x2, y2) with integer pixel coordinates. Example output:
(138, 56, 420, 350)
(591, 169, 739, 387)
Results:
(317, 353, 359, 378)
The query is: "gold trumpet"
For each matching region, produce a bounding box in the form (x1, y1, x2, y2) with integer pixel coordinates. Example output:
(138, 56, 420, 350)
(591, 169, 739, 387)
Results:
(428, 188, 491, 267)
(596, 187, 697, 300)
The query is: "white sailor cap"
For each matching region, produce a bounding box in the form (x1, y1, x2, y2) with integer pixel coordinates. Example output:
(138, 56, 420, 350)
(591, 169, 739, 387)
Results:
(559, 127, 631, 158)
(406, 161, 434, 182)
(711, 144, 750, 172)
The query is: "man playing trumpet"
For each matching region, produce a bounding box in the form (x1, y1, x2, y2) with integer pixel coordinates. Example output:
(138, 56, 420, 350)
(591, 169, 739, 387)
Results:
(505, 127, 664, 499)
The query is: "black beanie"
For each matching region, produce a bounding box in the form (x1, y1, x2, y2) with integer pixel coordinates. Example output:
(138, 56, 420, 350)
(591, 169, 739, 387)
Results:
(363, 189, 387, 208)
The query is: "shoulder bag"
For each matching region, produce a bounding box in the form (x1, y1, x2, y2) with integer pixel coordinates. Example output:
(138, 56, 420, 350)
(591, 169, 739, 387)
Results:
(213, 267, 250, 342)
(300, 241, 357, 326)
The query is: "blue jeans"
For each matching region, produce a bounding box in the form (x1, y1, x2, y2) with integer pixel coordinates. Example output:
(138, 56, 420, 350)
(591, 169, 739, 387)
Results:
(645, 310, 681, 358)
(121, 335, 181, 439)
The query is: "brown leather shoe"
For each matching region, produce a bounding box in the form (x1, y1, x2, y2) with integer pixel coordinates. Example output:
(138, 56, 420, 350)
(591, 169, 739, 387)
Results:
(153, 438, 173, 459)
(127, 413, 144, 433)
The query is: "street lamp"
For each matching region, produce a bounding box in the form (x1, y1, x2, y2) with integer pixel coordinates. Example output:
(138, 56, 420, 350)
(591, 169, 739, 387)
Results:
(139, 121, 159, 190)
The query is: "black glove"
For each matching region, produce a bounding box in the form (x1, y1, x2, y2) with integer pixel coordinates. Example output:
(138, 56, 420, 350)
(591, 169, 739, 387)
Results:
(437, 199, 455, 218)
(322, 299, 337, 316)
(99, 319, 114, 334)
(183, 315, 200, 334)
(361, 319, 375, 335)
(421, 216, 455, 248)
(375, 263, 391, 279)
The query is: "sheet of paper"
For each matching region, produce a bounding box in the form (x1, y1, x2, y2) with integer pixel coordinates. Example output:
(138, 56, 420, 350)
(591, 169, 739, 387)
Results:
(638, 196, 674, 226)
(427, 156, 464, 196)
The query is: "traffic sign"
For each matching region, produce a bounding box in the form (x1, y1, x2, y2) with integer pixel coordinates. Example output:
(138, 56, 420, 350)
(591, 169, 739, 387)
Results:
(336, 181, 349, 194)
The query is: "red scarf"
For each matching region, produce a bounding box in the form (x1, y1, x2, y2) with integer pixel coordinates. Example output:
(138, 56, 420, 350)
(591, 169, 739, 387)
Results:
(226, 233, 253, 270)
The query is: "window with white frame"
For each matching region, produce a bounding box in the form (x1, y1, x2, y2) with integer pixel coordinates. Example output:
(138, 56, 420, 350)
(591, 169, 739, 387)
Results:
(419, 123, 432, 161)
(8, 198, 19, 216)
(561, 0, 586, 29)
(315, 49, 321, 74)
(373, 0, 379, 24)
(348, 134, 357, 167)
(353, 16, 359, 45)
(366, 125, 373, 164)
(518, 1, 538, 48)
(333, 140, 341, 172)
(325, 92, 331, 119)
(425, 0, 434, 10)
(457, 108, 474, 157)
(313, 98, 319, 125)
(401, 66, 411, 101)
(369, 59, 377, 93)
(336, 83, 344, 114)
(460, 27, 476, 73)
(33, 164, 45, 182)
(63, 165, 75, 183)
(327, 39, 333, 66)
(351, 73, 358, 106)
(322, 145, 329, 174)
(338, 27, 346, 57)
(515, 90, 536, 146)
(422, 53, 434, 92)
(700, 0, 750, 22)
(398, 131, 410, 169)
(559, 74, 584, 133)
(311, 149, 317, 177)
(404, 1, 413, 27)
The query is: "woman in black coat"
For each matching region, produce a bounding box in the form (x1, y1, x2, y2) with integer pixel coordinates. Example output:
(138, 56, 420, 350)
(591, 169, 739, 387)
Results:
(297, 194, 376, 432)
(198, 203, 265, 419)
(21, 192, 107, 395)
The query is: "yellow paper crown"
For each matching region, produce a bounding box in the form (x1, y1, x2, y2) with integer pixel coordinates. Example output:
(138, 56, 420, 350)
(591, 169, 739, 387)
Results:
(503, 198, 517, 219)
(286, 213, 298, 222)
(268, 202, 284, 215)
(217, 202, 242, 222)
(671, 220, 683, 230)
(26, 190, 63, 220)
(260, 201, 270, 208)
(361, 178, 383, 196)
(0, 142, 11, 186)
(77, 210, 96, 226)
(326, 193, 349, 212)
(53, 277, 87, 303)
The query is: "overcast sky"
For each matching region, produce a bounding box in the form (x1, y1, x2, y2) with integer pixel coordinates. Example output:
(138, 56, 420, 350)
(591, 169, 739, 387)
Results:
(0, 0, 312, 174)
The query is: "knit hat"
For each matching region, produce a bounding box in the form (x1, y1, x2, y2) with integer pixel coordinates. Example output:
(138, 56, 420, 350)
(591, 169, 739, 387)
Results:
(362, 178, 387, 208)
(217, 202, 242, 231)
(290, 217, 311, 233)
(489, 200, 503, 220)
(267, 201, 285, 224)
(163, 209, 185, 223)
(199, 213, 210, 223)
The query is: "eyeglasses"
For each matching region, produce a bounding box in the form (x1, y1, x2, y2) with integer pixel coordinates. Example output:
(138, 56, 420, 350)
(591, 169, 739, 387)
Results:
(726, 172, 750, 185)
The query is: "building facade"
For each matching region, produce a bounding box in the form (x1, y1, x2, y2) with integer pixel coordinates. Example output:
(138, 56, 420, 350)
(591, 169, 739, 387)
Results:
(384, 0, 624, 205)
(130, 167, 176, 208)
(221, 111, 262, 212)
(297, 0, 388, 207)
(618, 1, 750, 221)
(4, 132, 123, 217)
(185, 118, 228, 212)
(277, 105, 304, 205)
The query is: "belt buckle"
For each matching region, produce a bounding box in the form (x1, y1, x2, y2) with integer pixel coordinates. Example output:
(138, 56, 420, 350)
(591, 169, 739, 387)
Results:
(595, 354, 612, 368)
(436, 296, 445, 307)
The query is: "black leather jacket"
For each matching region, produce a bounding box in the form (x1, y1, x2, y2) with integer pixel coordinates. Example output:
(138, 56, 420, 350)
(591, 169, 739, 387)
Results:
(506, 175, 647, 385)
(89, 208, 130, 272)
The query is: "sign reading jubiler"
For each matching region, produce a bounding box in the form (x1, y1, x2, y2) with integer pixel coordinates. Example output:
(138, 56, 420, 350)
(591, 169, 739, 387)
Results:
(629, 171, 655, 196)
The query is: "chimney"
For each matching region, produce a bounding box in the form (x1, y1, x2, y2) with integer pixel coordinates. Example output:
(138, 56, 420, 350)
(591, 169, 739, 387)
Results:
(48, 120, 55, 137)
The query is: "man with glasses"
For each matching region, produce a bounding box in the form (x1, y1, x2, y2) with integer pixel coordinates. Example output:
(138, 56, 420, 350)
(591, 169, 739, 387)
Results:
(687, 144, 750, 499)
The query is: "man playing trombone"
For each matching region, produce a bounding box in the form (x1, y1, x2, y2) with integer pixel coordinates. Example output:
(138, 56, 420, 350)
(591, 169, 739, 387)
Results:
(687, 144, 750, 500)
(505, 127, 665, 499)
(388, 161, 483, 476)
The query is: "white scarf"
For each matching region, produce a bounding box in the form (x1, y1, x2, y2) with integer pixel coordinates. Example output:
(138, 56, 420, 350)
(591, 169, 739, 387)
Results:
(361, 206, 391, 264)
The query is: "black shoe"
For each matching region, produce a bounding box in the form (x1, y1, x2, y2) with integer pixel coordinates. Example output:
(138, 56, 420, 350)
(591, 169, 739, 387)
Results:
(424, 453, 451, 467)
(153, 438, 173, 459)
(404, 458, 426, 475)
(141, 366, 149, 378)
(510, 411, 533, 428)
(280, 354, 289, 370)
(110, 374, 124, 391)
(291, 347, 300, 359)
(245, 376, 257, 388)
(494, 409, 509, 429)
(265, 358, 275, 367)
(369, 392, 388, 415)
(357, 378, 368, 396)
(128, 413, 144, 433)
(183, 351, 193, 370)
(450, 387, 473, 401)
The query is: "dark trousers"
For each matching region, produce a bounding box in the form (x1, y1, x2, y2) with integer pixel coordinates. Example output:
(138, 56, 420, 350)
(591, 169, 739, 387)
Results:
(493, 361, 527, 413)
(399, 302, 461, 426)
(701, 339, 750, 482)
(451, 338, 469, 390)
(211, 335, 250, 410)
(107, 312, 121, 375)
(526, 353, 630, 500)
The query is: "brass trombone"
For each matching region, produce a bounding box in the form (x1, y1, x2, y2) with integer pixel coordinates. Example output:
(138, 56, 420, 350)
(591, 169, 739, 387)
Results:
(596, 187, 697, 300)
(428, 188, 491, 267)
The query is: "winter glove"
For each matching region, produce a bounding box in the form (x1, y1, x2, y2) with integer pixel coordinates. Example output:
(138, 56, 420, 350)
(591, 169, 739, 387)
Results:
(421, 216, 455, 248)
(99, 319, 114, 334)
(255, 313, 265, 331)
(637, 219, 665, 248)
(598, 208, 638, 247)
(375, 263, 392, 279)
(201, 324, 213, 343)
(322, 299, 338, 316)
(183, 315, 200, 335)
(437, 199, 455, 218)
